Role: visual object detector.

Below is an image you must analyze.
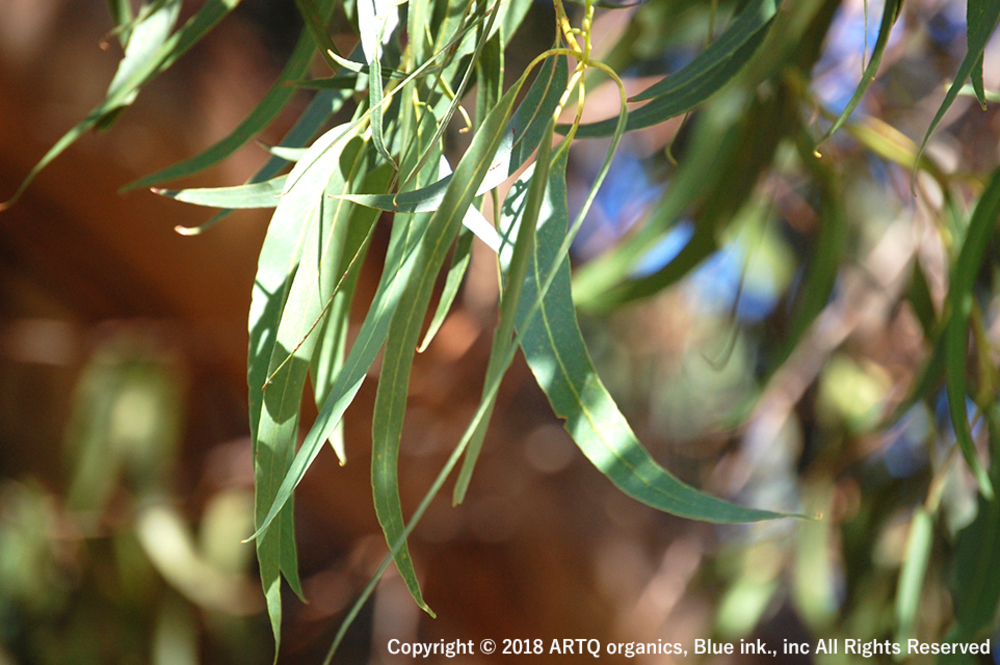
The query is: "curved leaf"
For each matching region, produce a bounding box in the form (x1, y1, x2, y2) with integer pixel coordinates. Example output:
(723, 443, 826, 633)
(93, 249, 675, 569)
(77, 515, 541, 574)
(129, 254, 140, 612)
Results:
(124, 0, 339, 191)
(916, 0, 1000, 169)
(943, 167, 1000, 499)
(568, 0, 779, 138)
(453, 119, 555, 504)
(519, 152, 790, 522)
(817, 0, 902, 146)
(247, 123, 359, 656)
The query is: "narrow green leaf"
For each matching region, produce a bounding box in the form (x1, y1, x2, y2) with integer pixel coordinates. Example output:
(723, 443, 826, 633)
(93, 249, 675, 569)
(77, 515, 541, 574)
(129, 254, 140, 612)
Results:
(396, 0, 504, 190)
(370, 77, 526, 611)
(290, 74, 360, 90)
(941, 405, 1000, 655)
(916, 0, 1000, 169)
(101, 0, 181, 124)
(817, 0, 902, 146)
(406, 0, 434, 66)
(453, 121, 555, 504)
(338, 55, 568, 213)
(294, 0, 341, 70)
(895, 507, 934, 644)
(249, 197, 438, 542)
(358, 0, 398, 168)
(247, 124, 359, 656)
(515, 152, 789, 523)
(969, 0, 992, 109)
(123, 0, 338, 191)
(310, 163, 395, 452)
(174, 86, 352, 235)
(634, 0, 779, 104)
(418, 227, 474, 352)
(569, 0, 778, 138)
(475, 31, 503, 132)
(943, 167, 1000, 499)
(1, 0, 200, 209)
(154, 176, 287, 209)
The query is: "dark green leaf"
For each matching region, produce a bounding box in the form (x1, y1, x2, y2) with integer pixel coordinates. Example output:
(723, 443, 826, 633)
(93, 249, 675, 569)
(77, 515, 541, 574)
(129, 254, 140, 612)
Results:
(817, 0, 902, 146)
(943, 167, 1000, 499)
(568, 0, 779, 138)
(916, 0, 1000, 168)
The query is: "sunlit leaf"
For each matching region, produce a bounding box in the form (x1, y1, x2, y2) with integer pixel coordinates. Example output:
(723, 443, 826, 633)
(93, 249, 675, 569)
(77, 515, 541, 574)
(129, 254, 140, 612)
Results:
(124, 0, 339, 191)
(154, 176, 287, 209)
(370, 76, 526, 611)
(418, 227, 474, 352)
(516, 152, 790, 522)
(247, 123, 360, 655)
(338, 55, 568, 213)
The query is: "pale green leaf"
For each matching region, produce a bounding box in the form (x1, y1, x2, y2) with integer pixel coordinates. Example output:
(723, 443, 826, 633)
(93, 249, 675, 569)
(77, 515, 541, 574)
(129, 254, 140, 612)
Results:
(124, 0, 339, 191)
(154, 176, 287, 209)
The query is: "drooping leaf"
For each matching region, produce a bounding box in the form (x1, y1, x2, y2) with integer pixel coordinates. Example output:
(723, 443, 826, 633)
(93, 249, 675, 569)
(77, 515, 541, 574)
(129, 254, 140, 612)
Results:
(1, 0, 234, 209)
(359, 0, 398, 168)
(517, 152, 791, 523)
(124, 0, 339, 191)
(916, 0, 1000, 169)
(311, 163, 395, 408)
(418, 227, 474, 352)
(369, 76, 527, 611)
(817, 0, 902, 146)
(943, 167, 1000, 499)
(294, 0, 341, 71)
(247, 123, 359, 656)
(99, 0, 181, 129)
(569, 0, 780, 138)
(453, 119, 556, 504)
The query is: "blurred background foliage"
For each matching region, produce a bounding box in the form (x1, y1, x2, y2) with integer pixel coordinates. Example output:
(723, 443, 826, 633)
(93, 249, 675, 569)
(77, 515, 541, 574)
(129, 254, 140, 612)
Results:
(1, 0, 1000, 663)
